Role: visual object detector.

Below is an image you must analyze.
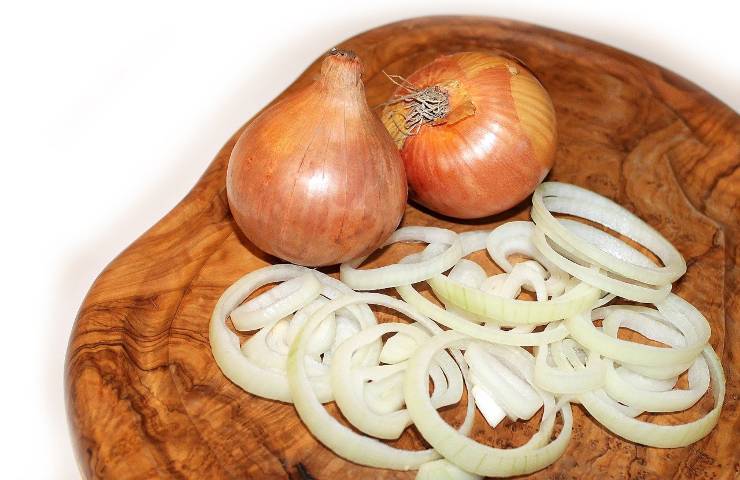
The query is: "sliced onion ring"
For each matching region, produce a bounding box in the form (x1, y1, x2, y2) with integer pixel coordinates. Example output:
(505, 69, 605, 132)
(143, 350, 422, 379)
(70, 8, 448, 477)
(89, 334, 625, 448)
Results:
(535, 332, 606, 395)
(565, 295, 710, 368)
(397, 284, 569, 346)
(340, 227, 463, 290)
(599, 304, 710, 412)
(287, 293, 475, 470)
(331, 322, 462, 440)
(448, 259, 488, 288)
(230, 273, 322, 331)
(466, 343, 543, 421)
(604, 357, 709, 413)
(210, 265, 375, 402)
(416, 459, 482, 480)
(405, 330, 573, 477)
(487, 221, 569, 297)
(579, 346, 724, 448)
(429, 272, 600, 326)
(532, 226, 671, 303)
(460, 230, 491, 256)
(531, 182, 686, 285)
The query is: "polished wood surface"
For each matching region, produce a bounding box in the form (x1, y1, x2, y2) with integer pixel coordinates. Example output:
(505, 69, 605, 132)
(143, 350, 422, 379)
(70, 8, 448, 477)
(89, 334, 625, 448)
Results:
(66, 16, 739, 479)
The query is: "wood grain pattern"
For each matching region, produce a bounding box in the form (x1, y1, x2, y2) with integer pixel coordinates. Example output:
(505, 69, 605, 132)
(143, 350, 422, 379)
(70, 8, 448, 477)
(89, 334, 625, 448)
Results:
(65, 16, 739, 479)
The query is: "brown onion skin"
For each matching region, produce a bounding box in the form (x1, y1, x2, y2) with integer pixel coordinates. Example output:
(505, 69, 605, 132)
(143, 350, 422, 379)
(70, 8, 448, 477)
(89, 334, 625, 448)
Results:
(227, 50, 407, 267)
(383, 52, 557, 219)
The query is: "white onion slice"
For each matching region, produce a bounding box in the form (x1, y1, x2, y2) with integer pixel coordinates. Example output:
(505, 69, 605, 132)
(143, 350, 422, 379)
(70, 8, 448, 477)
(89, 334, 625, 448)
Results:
(397, 284, 569, 346)
(601, 305, 694, 379)
(620, 362, 693, 381)
(210, 265, 376, 402)
(429, 232, 600, 326)
(535, 333, 606, 395)
(306, 310, 336, 356)
(380, 326, 423, 364)
(480, 273, 507, 293)
(241, 299, 379, 375)
(566, 295, 710, 368)
(448, 259, 487, 288)
(471, 384, 507, 428)
(331, 322, 462, 439)
(240, 316, 330, 376)
(579, 346, 724, 448)
(287, 293, 475, 470)
(599, 304, 710, 412)
(429, 272, 600, 326)
(614, 367, 677, 392)
(286, 298, 334, 349)
(340, 227, 463, 290)
(400, 242, 449, 265)
(241, 317, 289, 369)
(396, 246, 567, 345)
(405, 331, 573, 477)
(487, 221, 569, 296)
(557, 219, 656, 268)
(604, 357, 709, 412)
(230, 273, 322, 331)
(531, 182, 686, 285)
(416, 459, 482, 480)
(492, 262, 549, 301)
(593, 292, 617, 308)
(460, 230, 490, 256)
(532, 227, 671, 303)
(322, 313, 364, 365)
(466, 344, 543, 421)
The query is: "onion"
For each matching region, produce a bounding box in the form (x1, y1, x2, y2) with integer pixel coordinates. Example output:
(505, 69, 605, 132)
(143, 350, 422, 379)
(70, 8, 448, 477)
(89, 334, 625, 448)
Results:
(534, 335, 606, 395)
(465, 343, 544, 421)
(227, 48, 407, 266)
(530, 182, 686, 302)
(416, 460, 482, 480)
(398, 282, 570, 346)
(230, 273, 321, 331)
(209, 180, 726, 475)
(532, 227, 672, 303)
(531, 182, 686, 285)
(381, 52, 556, 219)
(578, 346, 724, 448)
(286, 293, 475, 470)
(429, 271, 600, 326)
(565, 296, 710, 368)
(331, 322, 462, 440)
(209, 264, 378, 402)
(404, 331, 573, 477)
(340, 226, 462, 290)
(486, 221, 569, 296)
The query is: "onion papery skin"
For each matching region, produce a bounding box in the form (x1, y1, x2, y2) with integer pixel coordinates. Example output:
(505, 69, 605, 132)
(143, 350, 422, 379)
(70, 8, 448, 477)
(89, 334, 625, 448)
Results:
(227, 50, 407, 266)
(382, 52, 556, 219)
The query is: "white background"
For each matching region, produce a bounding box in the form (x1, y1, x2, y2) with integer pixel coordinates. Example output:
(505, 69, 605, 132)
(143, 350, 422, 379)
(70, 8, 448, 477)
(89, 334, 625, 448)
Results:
(1, 0, 737, 478)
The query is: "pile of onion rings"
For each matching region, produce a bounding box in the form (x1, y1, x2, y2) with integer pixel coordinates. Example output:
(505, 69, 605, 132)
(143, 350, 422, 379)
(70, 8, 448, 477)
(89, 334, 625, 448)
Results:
(210, 182, 725, 478)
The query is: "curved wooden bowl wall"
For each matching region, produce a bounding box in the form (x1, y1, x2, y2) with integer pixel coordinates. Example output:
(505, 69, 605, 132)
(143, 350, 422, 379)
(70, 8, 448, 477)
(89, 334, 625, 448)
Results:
(66, 16, 739, 479)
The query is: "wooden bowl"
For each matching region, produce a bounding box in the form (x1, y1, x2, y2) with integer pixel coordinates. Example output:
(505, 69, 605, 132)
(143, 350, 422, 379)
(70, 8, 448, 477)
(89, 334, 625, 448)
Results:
(66, 16, 739, 479)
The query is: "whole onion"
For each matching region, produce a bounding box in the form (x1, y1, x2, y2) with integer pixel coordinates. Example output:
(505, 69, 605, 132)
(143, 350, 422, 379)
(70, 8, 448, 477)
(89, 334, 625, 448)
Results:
(227, 49, 407, 267)
(382, 52, 557, 219)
